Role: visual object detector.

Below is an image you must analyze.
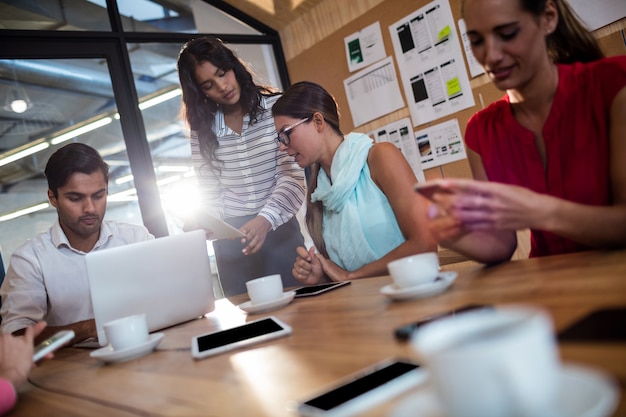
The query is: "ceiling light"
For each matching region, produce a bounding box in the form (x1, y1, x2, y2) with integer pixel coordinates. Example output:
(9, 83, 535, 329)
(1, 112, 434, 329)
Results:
(156, 175, 181, 186)
(50, 117, 112, 145)
(157, 165, 190, 173)
(0, 140, 50, 167)
(4, 84, 33, 114)
(139, 88, 181, 110)
(0, 203, 49, 222)
(3, 65, 33, 114)
(108, 188, 138, 202)
(115, 174, 134, 185)
(10, 99, 29, 113)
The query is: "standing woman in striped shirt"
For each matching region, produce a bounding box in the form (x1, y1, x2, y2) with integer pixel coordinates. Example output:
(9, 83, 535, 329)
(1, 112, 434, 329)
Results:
(177, 37, 306, 296)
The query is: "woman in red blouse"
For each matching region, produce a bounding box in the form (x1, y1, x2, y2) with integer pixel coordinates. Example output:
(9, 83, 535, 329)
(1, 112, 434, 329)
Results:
(423, 0, 626, 263)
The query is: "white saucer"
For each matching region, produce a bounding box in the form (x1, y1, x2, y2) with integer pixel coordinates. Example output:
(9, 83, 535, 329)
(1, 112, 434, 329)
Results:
(381, 271, 458, 301)
(238, 291, 296, 314)
(389, 363, 619, 417)
(90, 333, 164, 363)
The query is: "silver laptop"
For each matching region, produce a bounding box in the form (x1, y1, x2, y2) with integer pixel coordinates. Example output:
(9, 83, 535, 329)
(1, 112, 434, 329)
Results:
(86, 229, 215, 346)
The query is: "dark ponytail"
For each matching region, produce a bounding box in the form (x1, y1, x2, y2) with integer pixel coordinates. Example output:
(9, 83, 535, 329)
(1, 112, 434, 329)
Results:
(543, 0, 604, 63)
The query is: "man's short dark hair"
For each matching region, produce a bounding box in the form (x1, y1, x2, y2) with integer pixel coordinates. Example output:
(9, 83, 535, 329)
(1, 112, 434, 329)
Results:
(45, 143, 109, 197)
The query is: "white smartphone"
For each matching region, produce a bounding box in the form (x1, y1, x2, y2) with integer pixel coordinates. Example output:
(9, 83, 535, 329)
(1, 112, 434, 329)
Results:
(295, 358, 425, 417)
(191, 316, 292, 360)
(33, 330, 75, 362)
(294, 281, 351, 298)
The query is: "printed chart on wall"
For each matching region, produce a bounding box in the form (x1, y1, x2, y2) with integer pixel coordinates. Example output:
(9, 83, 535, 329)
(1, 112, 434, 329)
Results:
(370, 118, 425, 183)
(343, 56, 405, 127)
(389, 0, 475, 127)
(415, 118, 466, 170)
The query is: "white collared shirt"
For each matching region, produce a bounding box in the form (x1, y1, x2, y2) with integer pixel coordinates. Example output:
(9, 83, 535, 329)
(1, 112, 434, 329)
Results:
(0, 220, 154, 334)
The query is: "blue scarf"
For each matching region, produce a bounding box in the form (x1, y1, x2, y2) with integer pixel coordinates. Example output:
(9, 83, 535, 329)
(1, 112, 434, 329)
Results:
(310, 133, 404, 270)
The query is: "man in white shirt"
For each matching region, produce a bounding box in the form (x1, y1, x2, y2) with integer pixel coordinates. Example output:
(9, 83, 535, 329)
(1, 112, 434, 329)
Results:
(0, 143, 153, 344)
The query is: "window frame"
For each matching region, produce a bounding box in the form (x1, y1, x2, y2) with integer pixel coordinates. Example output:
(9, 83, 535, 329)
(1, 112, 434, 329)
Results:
(0, 0, 290, 237)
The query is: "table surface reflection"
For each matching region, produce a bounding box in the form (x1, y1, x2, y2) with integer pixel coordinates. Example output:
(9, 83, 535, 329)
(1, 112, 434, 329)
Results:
(11, 249, 626, 417)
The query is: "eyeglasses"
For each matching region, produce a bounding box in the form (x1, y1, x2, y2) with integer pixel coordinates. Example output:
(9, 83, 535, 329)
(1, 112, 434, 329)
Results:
(275, 117, 310, 146)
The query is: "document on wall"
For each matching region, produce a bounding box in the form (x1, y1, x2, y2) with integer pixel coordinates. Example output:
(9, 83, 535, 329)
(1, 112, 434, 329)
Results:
(414, 118, 466, 170)
(388, 0, 475, 127)
(343, 56, 405, 127)
(457, 19, 485, 78)
(344, 21, 387, 73)
(370, 118, 425, 183)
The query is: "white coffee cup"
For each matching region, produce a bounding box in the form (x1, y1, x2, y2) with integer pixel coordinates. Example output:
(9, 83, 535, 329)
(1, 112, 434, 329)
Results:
(103, 313, 149, 351)
(246, 274, 283, 305)
(387, 252, 439, 288)
(412, 305, 560, 417)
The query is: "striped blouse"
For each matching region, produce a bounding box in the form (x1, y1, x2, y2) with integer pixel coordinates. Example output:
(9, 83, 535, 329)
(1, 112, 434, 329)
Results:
(190, 94, 306, 230)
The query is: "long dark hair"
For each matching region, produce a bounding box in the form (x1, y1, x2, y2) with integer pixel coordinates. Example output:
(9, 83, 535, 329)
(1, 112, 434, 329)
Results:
(177, 36, 278, 171)
(462, 0, 603, 64)
(272, 81, 344, 258)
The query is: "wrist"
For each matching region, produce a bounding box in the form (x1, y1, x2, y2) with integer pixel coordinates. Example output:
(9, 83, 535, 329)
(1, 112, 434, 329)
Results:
(535, 194, 561, 232)
(0, 368, 25, 388)
(257, 214, 274, 232)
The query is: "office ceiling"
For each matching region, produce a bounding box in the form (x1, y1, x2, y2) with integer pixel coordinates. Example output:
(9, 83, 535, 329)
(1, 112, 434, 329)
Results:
(220, 0, 326, 30)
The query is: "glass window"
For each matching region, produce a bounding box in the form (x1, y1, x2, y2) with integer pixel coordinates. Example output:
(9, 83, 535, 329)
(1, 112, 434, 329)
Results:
(0, 0, 288, 297)
(0, 0, 111, 31)
(0, 0, 261, 34)
(0, 58, 143, 263)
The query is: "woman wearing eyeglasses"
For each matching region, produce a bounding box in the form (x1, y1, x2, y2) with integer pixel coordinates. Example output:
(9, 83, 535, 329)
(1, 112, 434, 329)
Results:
(272, 81, 436, 284)
(177, 37, 306, 296)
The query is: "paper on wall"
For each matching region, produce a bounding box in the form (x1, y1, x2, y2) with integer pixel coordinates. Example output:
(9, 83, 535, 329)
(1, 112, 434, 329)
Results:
(370, 117, 425, 183)
(388, 0, 475, 127)
(343, 56, 405, 127)
(414, 118, 466, 170)
(344, 21, 387, 73)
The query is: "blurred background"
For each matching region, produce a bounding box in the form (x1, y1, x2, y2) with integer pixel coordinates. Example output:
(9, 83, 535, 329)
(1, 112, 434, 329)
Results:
(0, 0, 299, 273)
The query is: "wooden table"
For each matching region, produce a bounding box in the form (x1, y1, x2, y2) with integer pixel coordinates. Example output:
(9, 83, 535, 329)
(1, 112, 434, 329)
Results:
(12, 249, 626, 417)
